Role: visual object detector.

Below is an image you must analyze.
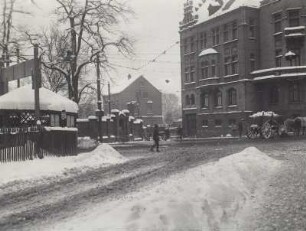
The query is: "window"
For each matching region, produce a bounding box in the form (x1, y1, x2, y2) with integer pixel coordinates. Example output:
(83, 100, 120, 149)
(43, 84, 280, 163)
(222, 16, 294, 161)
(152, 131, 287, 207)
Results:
(183, 38, 188, 54)
(215, 119, 222, 127)
(67, 115, 75, 127)
(50, 114, 60, 127)
(232, 21, 238, 39)
(199, 32, 207, 49)
(190, 94, 195, 105)
(201, 60, 209, 79)
(250, 53, 256, 72)
(270, 86, 279, 104)
(228, 88, 237, 105)
(185, 95, 190, 105)
(274, 34, 282, 48)
(224, 47, 231, 76)
(249, 18, 255, 38)
(201, 92, 209, 108)
(185, 67, 189, 82)
(190, 36, 195, 52)
(288, 10, 300, 27)
(143, 92, 148, 98)
(212, 27, 220, 46)
(289, 82, 300, 102)
(202, 120, 208, 127)
(190, 66, 195, 82)
(275, 49, 282, 67)
(215, 90, 222, 107)
(211, 60, 216, 77)
(147, 101, 153, 114)
(223, 24, 229, 42)
(231, 46, 238, 74)
(273, 12, 282, 33)
(224, 44, 238, 76)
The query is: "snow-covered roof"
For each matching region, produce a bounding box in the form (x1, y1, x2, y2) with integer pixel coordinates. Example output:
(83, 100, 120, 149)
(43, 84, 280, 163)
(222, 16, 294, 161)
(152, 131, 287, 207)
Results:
(249, 111, 279, 118)
(106, 75, 150, 95)
(199, 48, 219, 57)
(193, 0, 261, 25)
(0, 85, 78, 113)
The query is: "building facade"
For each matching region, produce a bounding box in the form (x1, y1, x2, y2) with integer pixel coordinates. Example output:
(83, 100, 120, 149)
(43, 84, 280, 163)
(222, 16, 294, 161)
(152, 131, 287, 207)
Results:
(103, 75, 163, 126)
(180, 0, 306, 137)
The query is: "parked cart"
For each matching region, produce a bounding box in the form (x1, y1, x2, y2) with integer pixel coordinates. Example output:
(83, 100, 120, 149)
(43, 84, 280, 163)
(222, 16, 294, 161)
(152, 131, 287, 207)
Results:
(247, 111, 282, 139)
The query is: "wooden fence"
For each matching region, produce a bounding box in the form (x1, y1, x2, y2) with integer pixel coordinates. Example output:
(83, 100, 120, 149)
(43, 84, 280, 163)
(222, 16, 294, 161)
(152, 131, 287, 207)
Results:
(0, 126, 77, 163)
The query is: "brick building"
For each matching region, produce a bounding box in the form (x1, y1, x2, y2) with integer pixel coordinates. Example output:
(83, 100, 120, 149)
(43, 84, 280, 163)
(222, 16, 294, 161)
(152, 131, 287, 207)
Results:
(180, 0, 306, 137)
(103, 75, 163, 126)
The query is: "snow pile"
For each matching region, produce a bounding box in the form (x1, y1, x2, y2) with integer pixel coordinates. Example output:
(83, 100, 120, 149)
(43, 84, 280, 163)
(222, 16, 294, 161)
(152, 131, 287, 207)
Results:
(77, 136, 98, 150)
(0, 85, 78, 113)
(47, 147, 280, 231)
(0, 144, 126, 185)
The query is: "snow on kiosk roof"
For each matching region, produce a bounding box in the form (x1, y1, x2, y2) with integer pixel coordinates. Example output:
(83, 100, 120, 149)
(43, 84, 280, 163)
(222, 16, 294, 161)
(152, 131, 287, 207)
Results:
(0, 85, 78, 114)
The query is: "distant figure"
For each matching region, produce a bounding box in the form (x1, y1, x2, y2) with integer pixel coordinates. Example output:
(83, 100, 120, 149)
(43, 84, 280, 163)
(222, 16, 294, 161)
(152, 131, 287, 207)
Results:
(177, 125, 183, 142)
(238, 119, 243, 138)
(164, 125, 170, 141)
(150, 124, 160, 152)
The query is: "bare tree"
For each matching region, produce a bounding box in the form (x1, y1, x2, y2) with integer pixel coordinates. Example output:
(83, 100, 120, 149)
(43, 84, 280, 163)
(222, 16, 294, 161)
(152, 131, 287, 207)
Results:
(41, 0, 134, 103)
(162, 93, 182, 125)
(0, 0, 34, 66)
(39, 27, 69, 93)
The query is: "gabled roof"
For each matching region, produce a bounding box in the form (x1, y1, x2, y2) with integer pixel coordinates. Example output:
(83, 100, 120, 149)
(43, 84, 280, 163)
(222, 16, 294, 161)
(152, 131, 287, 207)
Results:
(105, 75, 159, 95)
(0, 85, 78, 113)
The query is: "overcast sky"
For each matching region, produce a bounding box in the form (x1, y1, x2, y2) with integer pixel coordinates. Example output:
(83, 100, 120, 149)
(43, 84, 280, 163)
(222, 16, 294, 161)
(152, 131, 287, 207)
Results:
(17, 0, 185, 96)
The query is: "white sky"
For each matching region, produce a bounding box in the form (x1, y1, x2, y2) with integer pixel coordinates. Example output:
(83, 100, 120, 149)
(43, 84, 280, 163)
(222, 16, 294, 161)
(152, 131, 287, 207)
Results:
(14, 0, 185, 96)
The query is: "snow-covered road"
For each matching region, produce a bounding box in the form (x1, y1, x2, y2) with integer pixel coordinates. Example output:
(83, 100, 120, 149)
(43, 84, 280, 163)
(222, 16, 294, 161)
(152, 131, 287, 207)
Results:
(1, 138, 305, 231)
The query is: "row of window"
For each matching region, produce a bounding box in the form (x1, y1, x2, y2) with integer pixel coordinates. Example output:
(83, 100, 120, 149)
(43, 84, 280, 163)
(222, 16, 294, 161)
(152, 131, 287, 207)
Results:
(185, 88, 237, 107)
(269, 83, 302, 104)
(183, 18, 257, 54)
(273, 9, 301, 33)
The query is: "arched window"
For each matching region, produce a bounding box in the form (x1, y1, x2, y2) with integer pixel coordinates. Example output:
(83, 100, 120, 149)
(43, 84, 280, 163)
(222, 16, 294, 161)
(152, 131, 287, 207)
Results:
(200, 92, 209, 108)
(228, 88, 237, 106)
(190, 94, 195, 105)
(215, 90, 222, 106)
(270, 86, 279, 104)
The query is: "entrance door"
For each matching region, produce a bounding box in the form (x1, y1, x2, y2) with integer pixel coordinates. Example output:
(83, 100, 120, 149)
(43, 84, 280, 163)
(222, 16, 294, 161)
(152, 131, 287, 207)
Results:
(185, 114, 197, 137)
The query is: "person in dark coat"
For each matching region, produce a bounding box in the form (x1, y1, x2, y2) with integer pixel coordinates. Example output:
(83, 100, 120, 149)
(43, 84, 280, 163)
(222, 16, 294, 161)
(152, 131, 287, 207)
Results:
(177, 125, 183, 142)
(150, 124, 160, 152)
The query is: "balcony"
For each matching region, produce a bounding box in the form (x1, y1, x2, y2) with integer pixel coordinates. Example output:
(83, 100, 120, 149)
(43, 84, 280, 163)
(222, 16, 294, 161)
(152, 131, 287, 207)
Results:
(251, 66, 306, 82)
(284, 26, 305, 38)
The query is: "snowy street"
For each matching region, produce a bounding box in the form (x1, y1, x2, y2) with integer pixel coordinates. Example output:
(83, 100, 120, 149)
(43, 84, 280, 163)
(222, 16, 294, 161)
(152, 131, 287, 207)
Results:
(1, 138, 306, 230)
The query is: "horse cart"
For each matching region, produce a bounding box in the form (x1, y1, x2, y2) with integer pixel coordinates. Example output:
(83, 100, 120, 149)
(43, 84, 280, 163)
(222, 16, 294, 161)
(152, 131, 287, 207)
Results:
(246, 111, 285, 139)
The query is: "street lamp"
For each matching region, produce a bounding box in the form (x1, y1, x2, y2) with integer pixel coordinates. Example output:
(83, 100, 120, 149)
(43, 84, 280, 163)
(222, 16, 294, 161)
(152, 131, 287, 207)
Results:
(285, 50, 296, 66)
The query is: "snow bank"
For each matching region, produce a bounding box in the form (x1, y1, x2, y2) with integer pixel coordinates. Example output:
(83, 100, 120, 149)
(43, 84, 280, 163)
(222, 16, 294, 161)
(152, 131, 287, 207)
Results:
(47, 147, 280, 231)
(0, 144, 126, 185)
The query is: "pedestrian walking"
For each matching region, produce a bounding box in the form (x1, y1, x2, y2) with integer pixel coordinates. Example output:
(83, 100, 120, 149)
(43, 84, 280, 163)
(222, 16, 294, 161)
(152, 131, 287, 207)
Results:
(150, 124, 160, 152)
(238, 119, 243, 138)
(177, 125, 183, 142)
